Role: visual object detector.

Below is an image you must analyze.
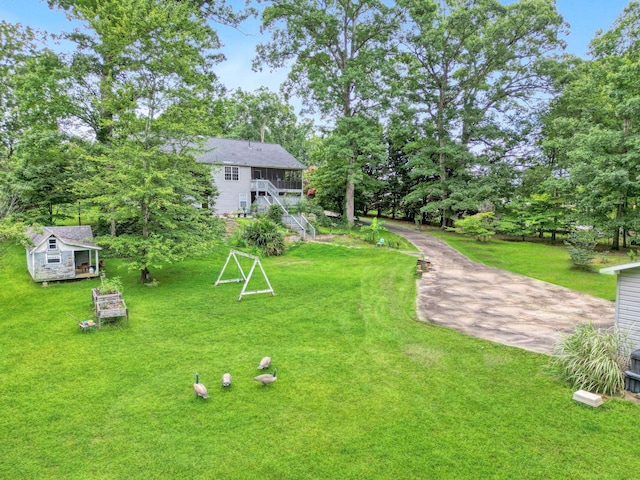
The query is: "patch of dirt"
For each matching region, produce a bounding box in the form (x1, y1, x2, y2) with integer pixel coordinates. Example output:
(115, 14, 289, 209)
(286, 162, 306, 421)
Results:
(313, 234, 337, 242)
(223, 218, 240, 236)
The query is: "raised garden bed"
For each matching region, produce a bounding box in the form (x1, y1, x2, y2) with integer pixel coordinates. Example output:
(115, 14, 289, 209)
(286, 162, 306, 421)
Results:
(91, 288, 129, 327)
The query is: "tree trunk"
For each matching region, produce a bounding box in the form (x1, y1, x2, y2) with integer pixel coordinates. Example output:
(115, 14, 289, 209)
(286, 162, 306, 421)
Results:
(97, 63, 114, 144)
(612, 202, 624, 250)
(612, 226, 620, 250)
(345, 180, 355, 226)
(140, 267, 151, 283)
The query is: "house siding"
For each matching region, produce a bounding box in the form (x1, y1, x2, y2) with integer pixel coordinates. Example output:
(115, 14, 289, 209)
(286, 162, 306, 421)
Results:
(211, 165, 252, 214)
(616, 270, 640, 350)
(32, 250, 76, 282)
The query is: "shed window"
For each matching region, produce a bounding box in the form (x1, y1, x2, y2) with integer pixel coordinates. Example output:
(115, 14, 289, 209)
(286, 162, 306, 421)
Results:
(48, 238, 58, 250)
(46, 254, 61, 264)
(224, 166, 239, 181)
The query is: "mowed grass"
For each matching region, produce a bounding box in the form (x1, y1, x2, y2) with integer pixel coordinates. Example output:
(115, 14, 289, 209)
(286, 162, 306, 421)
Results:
(0, 240, 638, 479)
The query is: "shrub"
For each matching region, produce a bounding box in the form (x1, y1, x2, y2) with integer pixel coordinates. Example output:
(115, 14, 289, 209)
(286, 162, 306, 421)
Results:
(565, 228, 599, 268)
(451, 212, 497, 241)
(552, 323, 630, 396)
(241, 219, 285, 256)
(497, 216, 535, 241)
(360, 217, 388, 243)
(265, 204, 284, 225)
(98, 276, 123, 295)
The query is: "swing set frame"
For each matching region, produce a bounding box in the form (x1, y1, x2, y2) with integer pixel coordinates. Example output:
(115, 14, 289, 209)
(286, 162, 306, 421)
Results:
(214, 249, 275, 301)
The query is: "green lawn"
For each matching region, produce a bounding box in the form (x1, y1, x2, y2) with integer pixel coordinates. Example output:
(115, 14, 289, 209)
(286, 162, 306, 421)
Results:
(0, 240, 638, 479)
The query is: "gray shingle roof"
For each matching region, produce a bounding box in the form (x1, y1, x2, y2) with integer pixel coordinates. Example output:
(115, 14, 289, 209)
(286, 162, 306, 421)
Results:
(27, 226, 100, 251)
(195, 138, 305, 170)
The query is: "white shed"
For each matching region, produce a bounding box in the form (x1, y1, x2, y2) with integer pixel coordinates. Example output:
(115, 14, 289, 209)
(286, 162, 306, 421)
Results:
(26, 226, 102, 282)
(600, 261, 640, 350)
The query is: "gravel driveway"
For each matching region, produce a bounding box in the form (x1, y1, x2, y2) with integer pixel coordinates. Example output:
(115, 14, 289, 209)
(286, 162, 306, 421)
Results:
(386, 224, 615, 355)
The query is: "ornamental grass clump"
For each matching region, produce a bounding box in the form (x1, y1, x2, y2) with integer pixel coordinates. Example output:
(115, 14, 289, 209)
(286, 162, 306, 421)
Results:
(552, 323, 631, 396)
(241, 219, 285, 256)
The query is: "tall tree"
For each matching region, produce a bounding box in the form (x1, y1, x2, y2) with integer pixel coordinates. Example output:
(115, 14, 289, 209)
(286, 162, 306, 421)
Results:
(12, 132, 78, 224)
(312, 115, 386, 216)
(50, 0, 228, 281)
(225, 87, 314, 164)
(0, 21, 70, 239)
(376, 106, 424, 220)
(399, 0, 566, 226)
(256, 0, 403, 225)
(541, 2, 640, 248)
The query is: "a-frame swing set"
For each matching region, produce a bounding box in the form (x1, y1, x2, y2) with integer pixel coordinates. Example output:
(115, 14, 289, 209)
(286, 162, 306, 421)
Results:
(214, 249, 275, 301)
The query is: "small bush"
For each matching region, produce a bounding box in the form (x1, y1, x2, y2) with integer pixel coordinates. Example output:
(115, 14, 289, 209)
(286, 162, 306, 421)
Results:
(265, 204, 284, 225)
(552, 323, 630, 396)
(98, 276, 123, 295)
(451, 212, 496, 241)
(386, 239, 400, 249)
(242, 219, 285, 256)
(565, 228, 599, 268)
(360, 217, 388, 243)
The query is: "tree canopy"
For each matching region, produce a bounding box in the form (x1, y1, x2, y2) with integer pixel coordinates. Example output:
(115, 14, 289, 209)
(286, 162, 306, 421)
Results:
(3, 0, 640, 266)
(256, 0, 403, 225)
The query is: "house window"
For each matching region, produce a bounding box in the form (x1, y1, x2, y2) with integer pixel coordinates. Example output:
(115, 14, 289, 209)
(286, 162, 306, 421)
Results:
(224, 166, 239, 181)
(48, 238, 58, 250)
(239, 194, 247, 209)
(47, 254, 61, 264)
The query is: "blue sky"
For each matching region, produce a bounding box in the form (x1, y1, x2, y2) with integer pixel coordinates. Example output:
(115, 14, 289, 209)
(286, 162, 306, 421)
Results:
(0, 0, 631, 100)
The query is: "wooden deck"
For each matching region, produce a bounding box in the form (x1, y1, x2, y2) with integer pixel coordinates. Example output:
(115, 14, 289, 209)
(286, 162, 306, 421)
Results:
(74, 270, 100, 279)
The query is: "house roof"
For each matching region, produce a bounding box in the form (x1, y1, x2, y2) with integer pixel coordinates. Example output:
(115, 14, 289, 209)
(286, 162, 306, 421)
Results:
(195, 137, 305, 170)
(27, 226, 101, 252)
(600, 261, 640, 275)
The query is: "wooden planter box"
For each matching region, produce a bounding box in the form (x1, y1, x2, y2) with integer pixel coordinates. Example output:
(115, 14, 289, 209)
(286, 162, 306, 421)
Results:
(92, 288, 121, 304)
(91, 288, 129, 327)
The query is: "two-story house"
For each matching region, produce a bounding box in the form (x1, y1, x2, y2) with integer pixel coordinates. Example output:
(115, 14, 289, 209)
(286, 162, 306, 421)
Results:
(196, 137, 306, 215)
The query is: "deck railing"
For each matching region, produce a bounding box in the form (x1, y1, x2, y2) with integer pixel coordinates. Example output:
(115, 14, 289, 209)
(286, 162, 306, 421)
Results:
(251, 180, 315, 240)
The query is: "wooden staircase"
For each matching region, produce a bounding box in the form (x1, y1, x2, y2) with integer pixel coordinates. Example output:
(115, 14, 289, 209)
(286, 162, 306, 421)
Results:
(254, 181, 315, 240)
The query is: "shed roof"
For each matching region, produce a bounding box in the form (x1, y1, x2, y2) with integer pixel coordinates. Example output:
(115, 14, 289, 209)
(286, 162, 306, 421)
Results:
(195, 138, 305, 170)
(27, 226, 101, 252)
(599, 261, 640, 275)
